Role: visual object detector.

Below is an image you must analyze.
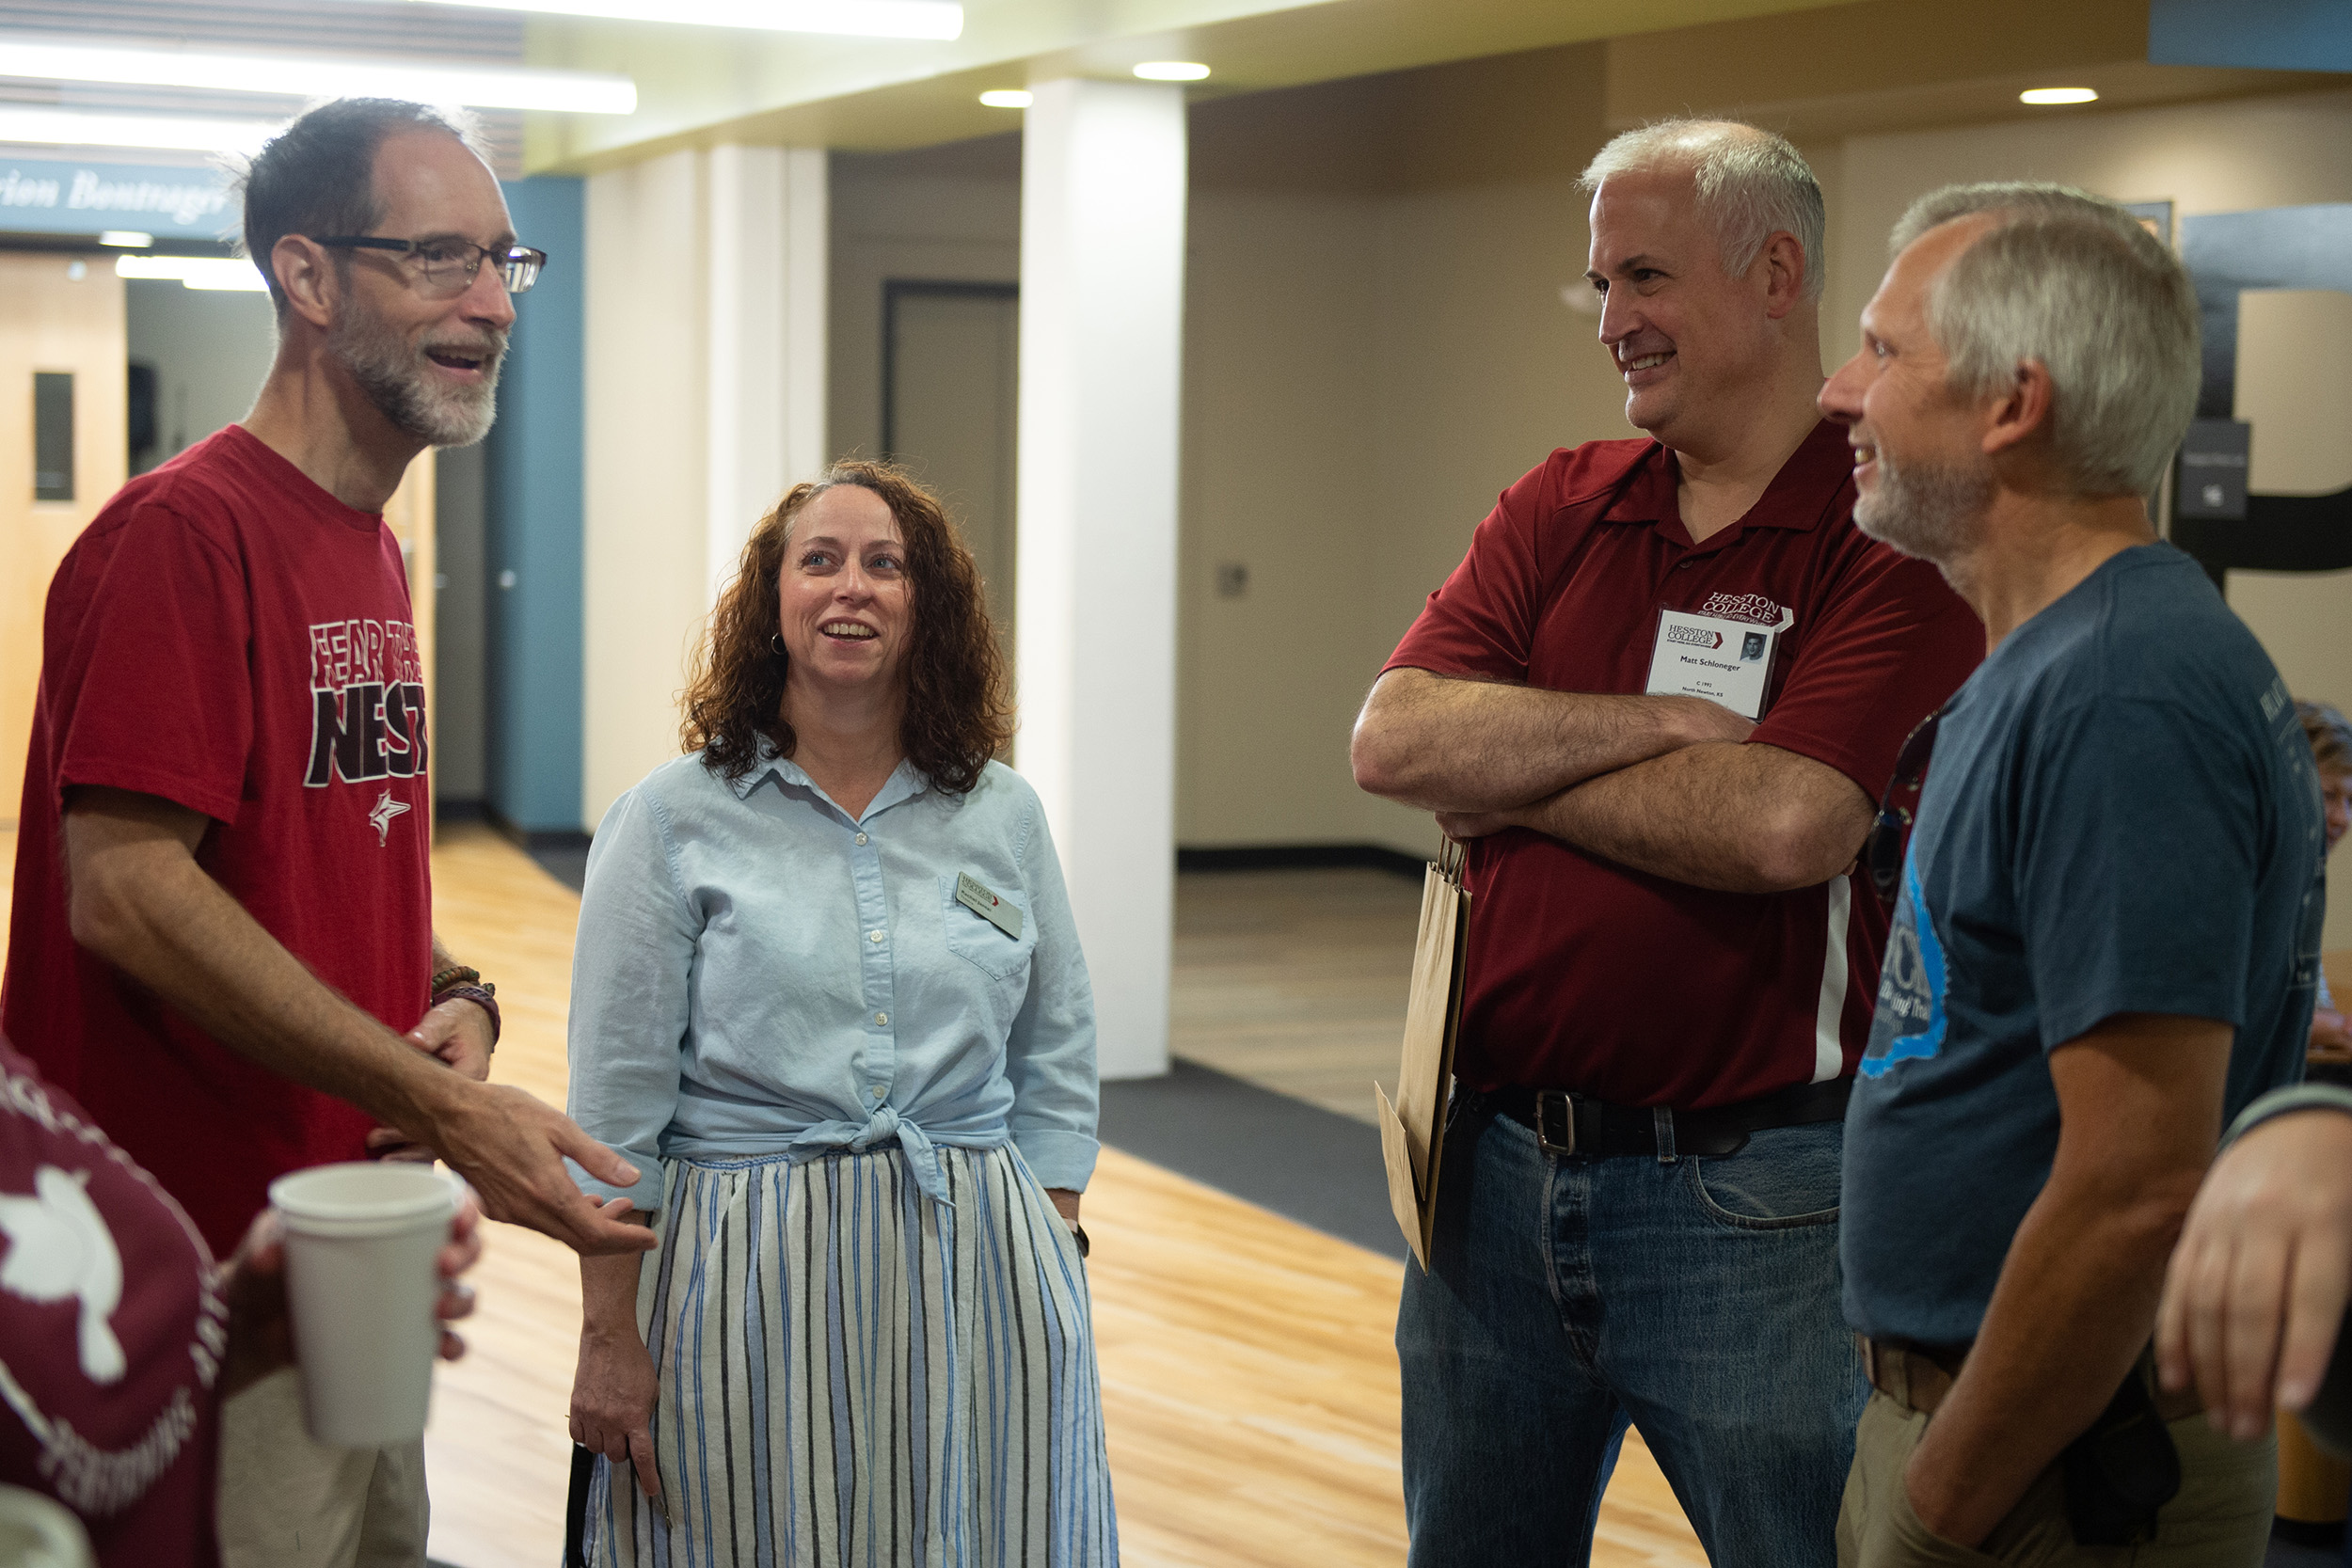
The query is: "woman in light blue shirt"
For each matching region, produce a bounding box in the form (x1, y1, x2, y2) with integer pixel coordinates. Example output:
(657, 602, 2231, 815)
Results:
(563, 460, 1116, 1566)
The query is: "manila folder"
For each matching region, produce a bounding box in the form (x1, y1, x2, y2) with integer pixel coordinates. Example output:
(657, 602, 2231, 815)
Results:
(1375, 853, 1469, 1271)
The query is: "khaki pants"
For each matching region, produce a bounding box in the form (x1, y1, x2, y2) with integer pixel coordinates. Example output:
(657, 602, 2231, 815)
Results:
(216, 1370, 429, 1568)
(1837, 1389, 2274, 1568)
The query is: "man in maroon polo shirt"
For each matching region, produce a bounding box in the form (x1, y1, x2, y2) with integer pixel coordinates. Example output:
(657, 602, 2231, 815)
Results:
(1350, 119, 1980, 1566)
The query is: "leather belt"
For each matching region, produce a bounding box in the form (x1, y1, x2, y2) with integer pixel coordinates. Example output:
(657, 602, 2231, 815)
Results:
(1477, 1076, 1851, 1159)
(1861, 1338, 2203, 1422)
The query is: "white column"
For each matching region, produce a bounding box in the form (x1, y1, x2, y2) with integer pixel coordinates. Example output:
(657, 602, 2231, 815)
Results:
(587, 145, 828, 826)
(1016, 78, 1186, 1081)
(779, 148, 829, 494)
(704, 144, 828, 605)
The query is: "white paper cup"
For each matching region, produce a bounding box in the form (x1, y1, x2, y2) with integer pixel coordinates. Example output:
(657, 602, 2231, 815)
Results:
(267, 1163, 462, 1448)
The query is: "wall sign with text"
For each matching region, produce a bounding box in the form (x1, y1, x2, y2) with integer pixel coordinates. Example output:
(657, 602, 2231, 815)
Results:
(0, 158, 234, 241)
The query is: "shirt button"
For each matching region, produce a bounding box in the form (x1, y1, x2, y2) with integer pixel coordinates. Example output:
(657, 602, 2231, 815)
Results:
(872, 1085, 886, 1100)
(869, 930, 885, 943)
(874, 1011, 889, 1027)
(854, 832, 868, 846)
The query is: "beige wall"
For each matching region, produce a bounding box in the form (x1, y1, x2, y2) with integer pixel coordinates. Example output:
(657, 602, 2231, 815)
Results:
(804, 56, 2352, 925)
(822, 55, 1645, 862)
(1178, 186, 1389, 847)
(1179, 47, 1638, 859)
(1828, 87, 2352, 942)
(583, 146, 827, 829)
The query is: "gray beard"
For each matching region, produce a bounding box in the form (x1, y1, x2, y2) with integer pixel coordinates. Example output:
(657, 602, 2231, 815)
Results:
(1853, 449, 1994, 564)
(330, 306, 501, 449)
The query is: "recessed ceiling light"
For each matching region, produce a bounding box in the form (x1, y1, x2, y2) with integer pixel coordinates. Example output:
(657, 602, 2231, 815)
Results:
(371, 0, 962, 40)
(0, 107, 279, 152)
(2020, 87, 2099, 105)
(98, 230, 154, 248)
(0, 37, 637, 114)
(116, 255, 268, 292)
(978, 89, 1032, 108)
(1132, 61, 1210, 82)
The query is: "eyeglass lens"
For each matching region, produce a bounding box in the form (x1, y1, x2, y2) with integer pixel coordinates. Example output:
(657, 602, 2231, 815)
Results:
(414, 245, 543, 298)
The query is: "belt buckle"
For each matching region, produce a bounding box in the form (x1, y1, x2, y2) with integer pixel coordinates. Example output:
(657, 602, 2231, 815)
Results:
(1534, 1091, 1577, 1157)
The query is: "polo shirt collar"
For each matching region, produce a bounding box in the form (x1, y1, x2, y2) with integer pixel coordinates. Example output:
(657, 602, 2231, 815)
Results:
(1599, 418, 1856, 544)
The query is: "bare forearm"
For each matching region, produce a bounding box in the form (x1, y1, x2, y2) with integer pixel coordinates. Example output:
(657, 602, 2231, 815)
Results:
(1908, 1177, 2188, 1540)
(72, 839, 449, 1135)
(1908, 1020, 2226, 1545)
(1351, 669, 1744, 812)
(1515, 742, 1870, 892)
(580, 1214, 652, 1332)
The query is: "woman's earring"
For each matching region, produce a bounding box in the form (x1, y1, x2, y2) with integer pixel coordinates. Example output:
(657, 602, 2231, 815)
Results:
(770, 633, 787, 657)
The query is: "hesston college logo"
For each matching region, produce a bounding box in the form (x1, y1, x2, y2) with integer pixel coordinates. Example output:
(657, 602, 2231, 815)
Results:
(305, 621, 428, 828)
(1665, 624, 1724, 649)
(1696, 592, 1783, 627)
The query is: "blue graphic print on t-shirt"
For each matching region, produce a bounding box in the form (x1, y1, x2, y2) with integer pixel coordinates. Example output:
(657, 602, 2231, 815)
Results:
(1860, 851, 1946, 1077)
(1841, 544, 2323, 1349)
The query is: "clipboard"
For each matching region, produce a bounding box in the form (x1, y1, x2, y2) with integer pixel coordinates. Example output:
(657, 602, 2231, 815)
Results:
(1375, 836, 1470, 1271)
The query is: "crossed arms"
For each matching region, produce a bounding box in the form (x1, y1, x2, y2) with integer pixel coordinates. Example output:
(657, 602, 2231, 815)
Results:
(1348, 667, 1874, 893)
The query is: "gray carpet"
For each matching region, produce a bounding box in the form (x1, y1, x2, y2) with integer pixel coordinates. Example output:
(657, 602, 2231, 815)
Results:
(1097, 1057, 1404, 1261)
(526, 838, 591, 893)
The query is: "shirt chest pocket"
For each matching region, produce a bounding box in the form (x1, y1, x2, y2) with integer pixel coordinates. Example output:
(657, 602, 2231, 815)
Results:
(938, 875, 1038, 981)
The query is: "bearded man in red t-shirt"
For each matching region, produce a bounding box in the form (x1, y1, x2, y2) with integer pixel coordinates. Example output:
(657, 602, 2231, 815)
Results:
(1, 99, 650, 1565)
(1350, 119, 1982, 1566)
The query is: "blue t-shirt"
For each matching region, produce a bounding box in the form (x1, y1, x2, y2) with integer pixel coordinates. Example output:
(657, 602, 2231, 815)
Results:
(1842, 544, 2326, 1347)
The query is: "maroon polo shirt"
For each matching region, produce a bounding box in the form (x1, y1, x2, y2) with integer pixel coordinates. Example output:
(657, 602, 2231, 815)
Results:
(1386, 420, 1981, 1107)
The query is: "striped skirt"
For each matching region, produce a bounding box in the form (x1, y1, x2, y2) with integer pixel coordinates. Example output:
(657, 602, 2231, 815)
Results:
(580, 1144, 1118, 1567)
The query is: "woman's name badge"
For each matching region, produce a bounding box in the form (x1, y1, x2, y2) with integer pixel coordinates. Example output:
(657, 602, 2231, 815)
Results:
(1644, 604, 1791, 721)
(956, 873, 1023, 940)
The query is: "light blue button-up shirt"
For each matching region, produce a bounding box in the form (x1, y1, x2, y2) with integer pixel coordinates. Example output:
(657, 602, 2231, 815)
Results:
(564, 747, 1100, 1211)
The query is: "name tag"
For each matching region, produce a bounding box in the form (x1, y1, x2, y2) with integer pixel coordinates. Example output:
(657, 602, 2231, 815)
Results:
(1644, 605, 1790, 721)
(955, 873, 1023, 940)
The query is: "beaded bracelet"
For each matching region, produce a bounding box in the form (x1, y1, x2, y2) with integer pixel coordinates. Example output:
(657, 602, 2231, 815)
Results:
(432, 980, 501, 1051)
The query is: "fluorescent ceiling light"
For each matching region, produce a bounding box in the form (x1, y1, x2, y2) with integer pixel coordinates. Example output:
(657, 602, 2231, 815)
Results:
(0, 107, 278, 152)
(1132, 61, 1209, 81)
(99, 230, 154, 247)
(384, 0, 961, 40)
(0, 39, 636, 115)
(978, 89, 1030, 108)
(2019, 87, 2098, 105)
(117, 255, 268, 292)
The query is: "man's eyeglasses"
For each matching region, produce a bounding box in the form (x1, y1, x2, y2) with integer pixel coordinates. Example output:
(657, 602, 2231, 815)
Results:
(1865, 706, 1944, 908)
(310, 236, 547, 299)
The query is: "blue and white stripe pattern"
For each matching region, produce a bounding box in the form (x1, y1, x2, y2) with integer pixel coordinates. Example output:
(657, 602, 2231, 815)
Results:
(581, 1144, 1118, 1566)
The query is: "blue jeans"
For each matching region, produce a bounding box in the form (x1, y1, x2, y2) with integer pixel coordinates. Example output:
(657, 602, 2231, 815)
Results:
(1398, 1095, 1867, 1567)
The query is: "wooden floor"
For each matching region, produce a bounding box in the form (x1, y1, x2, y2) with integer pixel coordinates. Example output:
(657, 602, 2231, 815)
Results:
(14, 816, 2352, 1563)
(420, 824, 1706, 1566)
(1172, 867, 1420, 1125)
(0, 822, 1703, 1563)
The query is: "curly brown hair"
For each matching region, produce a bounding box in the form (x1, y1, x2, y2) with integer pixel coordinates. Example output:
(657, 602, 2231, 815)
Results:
(681, 460, 1014, 794)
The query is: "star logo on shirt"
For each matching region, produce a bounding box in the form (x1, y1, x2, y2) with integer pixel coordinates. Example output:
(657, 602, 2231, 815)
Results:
(369, 789, 412, 847)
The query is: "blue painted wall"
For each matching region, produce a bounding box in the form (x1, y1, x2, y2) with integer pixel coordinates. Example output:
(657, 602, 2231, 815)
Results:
(484, 176, 586, 834)
(2149, 0, 2352, 71)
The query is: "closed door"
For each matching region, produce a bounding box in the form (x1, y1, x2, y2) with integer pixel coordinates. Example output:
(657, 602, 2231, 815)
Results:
(885, 282, 1018, 643)
(1, 253, 127, 828)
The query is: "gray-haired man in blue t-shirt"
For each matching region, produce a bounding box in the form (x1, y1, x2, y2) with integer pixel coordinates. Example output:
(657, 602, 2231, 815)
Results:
(1817, 182, 2327, 1567)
